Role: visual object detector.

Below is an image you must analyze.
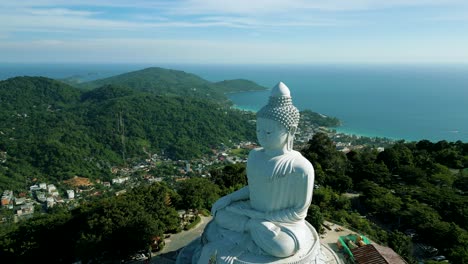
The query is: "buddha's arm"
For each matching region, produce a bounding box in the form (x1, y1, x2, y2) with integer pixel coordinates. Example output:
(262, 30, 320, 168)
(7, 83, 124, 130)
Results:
(226, 172, 313, 222)
(227, 185, 250, 201)
(264, 205, 308, 223)
(211, 186, 250, 216)
(223, 204, 307, 223)
(264, 172, 313, 223)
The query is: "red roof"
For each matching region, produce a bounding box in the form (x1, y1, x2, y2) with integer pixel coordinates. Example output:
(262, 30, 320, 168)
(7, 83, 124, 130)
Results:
(351, 244, 406, 264)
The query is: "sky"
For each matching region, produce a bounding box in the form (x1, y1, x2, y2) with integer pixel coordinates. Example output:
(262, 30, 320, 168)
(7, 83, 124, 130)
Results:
(1, 0, 468, 64)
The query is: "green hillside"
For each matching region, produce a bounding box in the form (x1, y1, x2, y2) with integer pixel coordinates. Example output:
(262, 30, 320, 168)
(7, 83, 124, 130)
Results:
(0, 77, 256, 189)
(78, 67, 266, 101)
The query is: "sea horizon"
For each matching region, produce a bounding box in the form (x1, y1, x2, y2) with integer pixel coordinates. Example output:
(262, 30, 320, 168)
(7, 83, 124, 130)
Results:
(1, 63, 468, 143)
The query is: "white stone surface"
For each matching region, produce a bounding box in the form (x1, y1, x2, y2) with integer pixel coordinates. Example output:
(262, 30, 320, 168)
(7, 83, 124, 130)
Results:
(271, 82, 291, 97)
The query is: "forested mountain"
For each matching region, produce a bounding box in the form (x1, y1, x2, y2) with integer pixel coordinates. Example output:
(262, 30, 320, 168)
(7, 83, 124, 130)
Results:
(0, 77, 256, 189)
(78, 67, 266, 101)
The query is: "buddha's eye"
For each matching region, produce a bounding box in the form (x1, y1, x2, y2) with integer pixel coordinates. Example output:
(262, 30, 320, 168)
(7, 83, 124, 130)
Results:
(266, 132, 271, 135)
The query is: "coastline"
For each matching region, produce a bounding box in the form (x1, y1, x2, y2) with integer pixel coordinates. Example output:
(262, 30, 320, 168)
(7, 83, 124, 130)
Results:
(230, 104, 258, 113)
(332, 127, 401, 142)
(230, 103, 398, 142)
(224, 88, 269, 95)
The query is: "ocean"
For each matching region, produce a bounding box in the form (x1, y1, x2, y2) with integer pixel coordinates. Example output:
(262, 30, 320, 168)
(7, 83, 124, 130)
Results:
(1, 63, 468, 143)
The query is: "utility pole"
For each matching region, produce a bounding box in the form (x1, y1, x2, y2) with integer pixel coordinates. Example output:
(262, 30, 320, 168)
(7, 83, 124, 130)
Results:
(118, 111, 126, 163)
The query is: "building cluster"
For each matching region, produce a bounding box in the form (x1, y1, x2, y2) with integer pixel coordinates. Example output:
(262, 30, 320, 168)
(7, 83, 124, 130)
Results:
(2, 189, 35, 222)
(1, 181, 82, 223)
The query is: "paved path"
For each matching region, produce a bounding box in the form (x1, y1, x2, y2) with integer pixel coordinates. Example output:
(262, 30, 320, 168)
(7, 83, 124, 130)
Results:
(152, 215, 212, 263)
(159, 215, 212, 254)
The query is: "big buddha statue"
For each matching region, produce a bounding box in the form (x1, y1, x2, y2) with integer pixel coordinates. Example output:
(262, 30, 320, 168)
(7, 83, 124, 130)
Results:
(180, 82, 330, 264)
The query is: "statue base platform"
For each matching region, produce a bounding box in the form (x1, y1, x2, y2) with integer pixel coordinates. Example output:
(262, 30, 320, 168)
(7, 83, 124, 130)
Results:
(176, 222, 343, 264)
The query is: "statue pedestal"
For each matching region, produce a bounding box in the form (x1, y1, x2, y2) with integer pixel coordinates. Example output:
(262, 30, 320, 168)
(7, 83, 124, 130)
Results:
(177, 222, 342, 264)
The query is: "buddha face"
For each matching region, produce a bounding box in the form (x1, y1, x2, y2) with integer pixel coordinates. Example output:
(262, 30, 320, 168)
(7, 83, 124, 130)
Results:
(256, 118, 289, 151)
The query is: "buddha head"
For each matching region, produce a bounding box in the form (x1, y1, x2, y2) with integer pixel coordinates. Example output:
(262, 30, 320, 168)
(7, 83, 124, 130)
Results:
(256, 82, 300, 152)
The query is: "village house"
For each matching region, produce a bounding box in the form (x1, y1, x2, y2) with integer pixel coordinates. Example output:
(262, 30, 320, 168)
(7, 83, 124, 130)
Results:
(66, 190, 75, 199)
(47, 184, 57, 193)
(1, 190, 13, 206)
(14, 197, 26, 205)
(46, 197, 55, 208)
(112, 177, 129, 184)
(18, 203, 34, 215)
(36, 192, 46, 203)
(115, 190, 127, 196)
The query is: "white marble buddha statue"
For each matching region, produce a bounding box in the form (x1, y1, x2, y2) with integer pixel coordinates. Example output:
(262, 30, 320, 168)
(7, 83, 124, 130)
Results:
(191, 82, 322, 264)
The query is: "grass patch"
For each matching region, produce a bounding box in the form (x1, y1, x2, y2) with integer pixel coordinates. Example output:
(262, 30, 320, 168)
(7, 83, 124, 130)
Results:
(184, 215, 201, 230)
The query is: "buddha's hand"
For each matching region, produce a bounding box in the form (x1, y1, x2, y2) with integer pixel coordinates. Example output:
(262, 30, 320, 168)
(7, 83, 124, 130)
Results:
(211, 196, 232, 216)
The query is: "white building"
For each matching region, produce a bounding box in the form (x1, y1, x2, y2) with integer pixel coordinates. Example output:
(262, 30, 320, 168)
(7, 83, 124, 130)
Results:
(14, 197, 26, 205)
(29, 185, 40, 191)
(47, 184, 57, 193)
(36, 192, 46, 203)
(46, 197, 55, 208)
(39, 183, 47, 189)
(112, 177, 129, 184)
(66, 190, 75, 199)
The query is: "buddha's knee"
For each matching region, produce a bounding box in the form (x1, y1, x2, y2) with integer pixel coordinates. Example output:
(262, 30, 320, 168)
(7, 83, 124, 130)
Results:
(249, 221, 297, 258)
(268, 232, 297, 257)
(203, 220, 220, 243)
(214, 209, 249, 232)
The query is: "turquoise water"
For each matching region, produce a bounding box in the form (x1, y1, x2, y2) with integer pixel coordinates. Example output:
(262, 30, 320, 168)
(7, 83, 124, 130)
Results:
(2, 64, 468, 142)
(179, 64, 468, 143)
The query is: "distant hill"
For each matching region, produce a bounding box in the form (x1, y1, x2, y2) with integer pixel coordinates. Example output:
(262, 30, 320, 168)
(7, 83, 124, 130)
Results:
(0, 77, 256, 189)
(214, 79, 267, 93)
(0, 76, 81, 112)
(78, 67, 267, 101)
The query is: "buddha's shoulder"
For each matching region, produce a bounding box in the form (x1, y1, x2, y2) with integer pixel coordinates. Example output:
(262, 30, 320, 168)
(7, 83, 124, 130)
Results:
(290, 151, 314, 174)
(248, 149, 313, 173)
(248, 147, 264, 158)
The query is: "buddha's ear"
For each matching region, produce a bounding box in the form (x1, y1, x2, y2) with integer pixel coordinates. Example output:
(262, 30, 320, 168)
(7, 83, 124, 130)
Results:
(286, 126, 297, 151)
(289, 126, 297, 135)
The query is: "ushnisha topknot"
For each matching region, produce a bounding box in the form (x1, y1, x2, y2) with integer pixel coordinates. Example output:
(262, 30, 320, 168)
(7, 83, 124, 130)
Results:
(257, 82, 300, 131)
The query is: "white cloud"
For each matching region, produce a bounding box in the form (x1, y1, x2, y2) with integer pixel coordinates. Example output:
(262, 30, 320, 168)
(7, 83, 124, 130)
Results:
(4, 0, 467, 15)
(1, 1, 467, 63)
(1, 0, 466, 35)
(25, 8, 99, 17)
(165, 0, 468, 14)
(0, 4, 342, 35)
